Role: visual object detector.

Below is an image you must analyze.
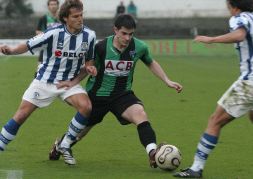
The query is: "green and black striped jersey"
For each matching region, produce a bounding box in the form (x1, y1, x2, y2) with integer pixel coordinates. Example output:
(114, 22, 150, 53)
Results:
(86, 35, 153, 97)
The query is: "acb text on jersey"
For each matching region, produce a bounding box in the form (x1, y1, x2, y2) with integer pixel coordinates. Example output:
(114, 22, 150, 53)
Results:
(104, 60, 133, 76)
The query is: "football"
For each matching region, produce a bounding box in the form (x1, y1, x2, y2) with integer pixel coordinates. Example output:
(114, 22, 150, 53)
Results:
(155, 144, 182, 171)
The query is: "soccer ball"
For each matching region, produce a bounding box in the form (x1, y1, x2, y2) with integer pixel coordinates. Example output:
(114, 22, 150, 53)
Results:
(155, 144, 182, 171)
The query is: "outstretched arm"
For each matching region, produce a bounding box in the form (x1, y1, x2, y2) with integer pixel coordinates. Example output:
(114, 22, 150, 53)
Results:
(194, 28, 246, 44)
(147, 60, 183, 93)
(0, 43, 28, 55)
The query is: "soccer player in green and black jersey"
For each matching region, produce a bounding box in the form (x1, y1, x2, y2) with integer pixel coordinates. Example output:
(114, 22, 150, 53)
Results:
(49, 14, 183, 167)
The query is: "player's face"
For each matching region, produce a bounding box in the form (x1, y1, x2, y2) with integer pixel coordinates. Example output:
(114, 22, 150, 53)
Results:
(64, 8, 83, 34)
(226, 1, 241, 16)
(48, 1, 59, 14)
(114, 27, 134, 48)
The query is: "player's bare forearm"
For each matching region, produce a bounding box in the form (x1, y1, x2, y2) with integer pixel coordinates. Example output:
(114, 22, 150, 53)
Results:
(56, 67, 88, 89)
(148, 60, 183, 93)
(0, 43, 28, 55)
(194, 28, 246, 44)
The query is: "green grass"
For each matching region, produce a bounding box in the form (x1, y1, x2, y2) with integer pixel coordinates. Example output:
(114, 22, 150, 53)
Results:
(0, 41, 253, 179)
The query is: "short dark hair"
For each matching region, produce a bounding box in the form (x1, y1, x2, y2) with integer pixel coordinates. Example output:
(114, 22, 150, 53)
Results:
(114, 14, 136, 30)
(59, 0, 83, 24)
(227, 0, 253, 12)
(47, 0, 59, 6)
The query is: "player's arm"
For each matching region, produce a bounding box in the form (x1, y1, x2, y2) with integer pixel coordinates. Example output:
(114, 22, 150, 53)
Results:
(194, 28, 246, 44)
(36, 30, 43, 35)
(147, 60, 183, 93)
(56, 66, 87, 89)
(85, 60, 97, 77)
(56, 60, 97, 89)
(0, 43, 28, 55)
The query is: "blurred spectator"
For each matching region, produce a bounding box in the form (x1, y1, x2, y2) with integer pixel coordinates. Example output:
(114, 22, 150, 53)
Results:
(35, 0, 60, 77)
(127, 1, 137, 19)
(36, 0, 60, 35)
(115, 1, 125, 17)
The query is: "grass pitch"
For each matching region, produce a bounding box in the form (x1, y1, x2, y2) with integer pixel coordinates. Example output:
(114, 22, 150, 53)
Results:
(0, 40, 253, 179)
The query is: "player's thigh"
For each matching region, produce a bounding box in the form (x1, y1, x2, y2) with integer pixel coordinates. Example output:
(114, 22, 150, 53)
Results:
(87, 97, 110, 126)
(218, 79, 253, 118)
(121, 104, 148, 125)
(111, 91, 147, 125)
(23, 79, 57, 108)
(61, 84, 92, 113)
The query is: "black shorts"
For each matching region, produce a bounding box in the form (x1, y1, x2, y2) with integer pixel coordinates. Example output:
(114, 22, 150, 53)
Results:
(87, 91, 143, 126)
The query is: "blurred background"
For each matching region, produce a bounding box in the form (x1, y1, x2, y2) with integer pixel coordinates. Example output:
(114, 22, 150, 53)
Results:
(0, 0, 229, 39)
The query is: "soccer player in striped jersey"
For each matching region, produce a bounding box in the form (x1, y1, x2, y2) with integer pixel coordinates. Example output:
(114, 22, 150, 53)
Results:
(174, 0, 253, 178)
(0, 0, 96, 165)
(49, 14, 183, 167)
(35, 0, 60, 77)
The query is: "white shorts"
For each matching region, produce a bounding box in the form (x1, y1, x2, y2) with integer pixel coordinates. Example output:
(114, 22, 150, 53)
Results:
(23, 79, 86, 108)
(218, 79, 253, 118)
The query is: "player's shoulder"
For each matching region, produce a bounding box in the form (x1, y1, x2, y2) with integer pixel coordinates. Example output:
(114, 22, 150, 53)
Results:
(44, 24, 64, 33)
(230, 12, 253, 28)
(83, 26, 96, 36)
(95, 37, 108, 50)
(132, 37, 148, 50)
(231, 12, 253, 22)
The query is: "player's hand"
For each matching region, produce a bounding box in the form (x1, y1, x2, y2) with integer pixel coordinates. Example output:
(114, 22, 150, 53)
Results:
(194, 35, 213, 44)
(0, 45, 12, 55)
(86, 65, 97, 76)
(167, 81, 183, 93)
(56, 81, 75, 90)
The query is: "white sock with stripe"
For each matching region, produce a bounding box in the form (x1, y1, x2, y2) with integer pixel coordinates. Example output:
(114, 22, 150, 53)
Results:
(60, 112, 88, 149)
(190, 133, 218, 172)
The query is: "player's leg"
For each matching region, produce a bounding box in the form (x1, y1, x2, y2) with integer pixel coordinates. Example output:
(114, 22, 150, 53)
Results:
(173, 105, 233, 178)
(49, 125, 93, 161)
(60, 84, 93, 148)
(0, 79, 57, 152)
(56, 93, 91, 165)
(121, 103, 158, 167)
(111, 91, 158, 168)
(174, 80, 251, 178)
(0, 100, 37, 152)
(49, 93, 108, 164)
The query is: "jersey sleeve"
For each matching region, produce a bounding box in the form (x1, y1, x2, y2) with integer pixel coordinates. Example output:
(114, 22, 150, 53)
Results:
(140, 42, 153, 65)
(27, 30, 53, 54)
(229, 13, 250, 32)
(86, 31, 96, 61)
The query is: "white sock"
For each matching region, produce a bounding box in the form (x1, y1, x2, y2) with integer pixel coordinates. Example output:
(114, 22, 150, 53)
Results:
(146, 143, 157, 155)
(190, 157, 205, 171)
(60, 135, 73, 149)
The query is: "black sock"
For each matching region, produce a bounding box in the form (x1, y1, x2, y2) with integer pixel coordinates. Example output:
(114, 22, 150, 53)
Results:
(137, 121, 156, 148)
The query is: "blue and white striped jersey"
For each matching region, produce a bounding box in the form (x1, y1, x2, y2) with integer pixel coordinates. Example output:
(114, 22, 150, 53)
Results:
(27, 24, 96, 84)
(229, 12, 253, 80)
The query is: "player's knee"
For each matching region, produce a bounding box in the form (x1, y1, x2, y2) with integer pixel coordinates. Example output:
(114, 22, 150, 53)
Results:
(78, 99, 92, 115)
(134, 106, 147, 118)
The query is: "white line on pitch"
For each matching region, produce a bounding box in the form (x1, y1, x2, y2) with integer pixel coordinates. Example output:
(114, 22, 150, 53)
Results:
(0, 169, 23, 179)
